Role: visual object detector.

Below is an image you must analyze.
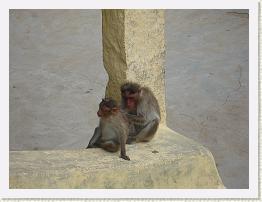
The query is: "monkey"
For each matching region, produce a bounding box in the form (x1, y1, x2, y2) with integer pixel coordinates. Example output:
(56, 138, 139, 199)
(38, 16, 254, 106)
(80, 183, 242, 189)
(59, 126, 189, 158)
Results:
(120, 82, 161, 144)
(86, 98, 130, 161)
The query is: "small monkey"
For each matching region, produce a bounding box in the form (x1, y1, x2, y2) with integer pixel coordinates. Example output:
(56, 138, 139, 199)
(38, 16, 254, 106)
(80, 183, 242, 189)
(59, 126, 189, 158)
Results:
(87, 98, 130, 161)
(121, 82, 161, 144)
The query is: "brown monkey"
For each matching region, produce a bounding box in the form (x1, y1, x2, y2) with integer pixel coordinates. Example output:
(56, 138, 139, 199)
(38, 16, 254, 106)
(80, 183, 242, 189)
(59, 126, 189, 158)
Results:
(120, 82, 161, 144)
(87, 98, 130, 161)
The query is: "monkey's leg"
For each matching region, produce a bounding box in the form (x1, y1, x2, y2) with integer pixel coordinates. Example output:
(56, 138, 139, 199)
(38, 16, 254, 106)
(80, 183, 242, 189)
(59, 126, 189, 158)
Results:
(86, 127, 101, 148)
(120, 134, 130, 161)
(100, 140, 119, 152)
(135, 119, 159, 142)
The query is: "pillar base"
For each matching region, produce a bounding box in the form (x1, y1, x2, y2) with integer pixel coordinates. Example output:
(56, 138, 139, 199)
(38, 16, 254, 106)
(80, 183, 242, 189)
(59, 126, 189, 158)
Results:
(10, 126, 224, 189)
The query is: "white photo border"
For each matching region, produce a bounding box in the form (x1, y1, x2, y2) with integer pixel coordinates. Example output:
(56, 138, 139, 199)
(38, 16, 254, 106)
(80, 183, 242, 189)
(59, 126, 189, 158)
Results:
(0, 0, 259, 199)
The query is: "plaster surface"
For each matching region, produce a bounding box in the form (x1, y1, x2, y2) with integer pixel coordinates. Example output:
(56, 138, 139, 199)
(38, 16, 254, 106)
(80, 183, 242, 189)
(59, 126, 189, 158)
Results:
(9, 10, 248, 188)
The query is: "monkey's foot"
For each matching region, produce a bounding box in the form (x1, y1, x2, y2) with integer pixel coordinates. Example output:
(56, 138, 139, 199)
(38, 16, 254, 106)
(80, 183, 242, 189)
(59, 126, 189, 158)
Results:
(120, 155, 130, 161)
(86, 144, 99, 149)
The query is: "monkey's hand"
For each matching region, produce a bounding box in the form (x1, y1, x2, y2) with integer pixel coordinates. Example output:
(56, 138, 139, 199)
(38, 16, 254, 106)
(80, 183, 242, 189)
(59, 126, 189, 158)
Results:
(120, 155, 130, 161)
(125, 113, 146, 125)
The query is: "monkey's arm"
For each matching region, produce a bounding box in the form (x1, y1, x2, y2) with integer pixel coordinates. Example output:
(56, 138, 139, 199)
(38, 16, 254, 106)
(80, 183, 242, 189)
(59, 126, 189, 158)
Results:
(135, 119, 159, 142)
(86, 127, 101, 148)
(124, 113, 147, 125)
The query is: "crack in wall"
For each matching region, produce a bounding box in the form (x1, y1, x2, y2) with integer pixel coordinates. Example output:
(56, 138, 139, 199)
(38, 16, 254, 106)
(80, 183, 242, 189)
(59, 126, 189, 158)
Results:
(235, 64, 243, 91)
(226, 12, 249, 18)
(218, 65, 243, 109)
(226, 12, 248, 15)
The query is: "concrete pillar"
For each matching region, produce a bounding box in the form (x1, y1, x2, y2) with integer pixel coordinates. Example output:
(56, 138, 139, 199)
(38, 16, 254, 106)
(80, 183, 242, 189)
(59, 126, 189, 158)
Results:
(102, 9, 166, 124)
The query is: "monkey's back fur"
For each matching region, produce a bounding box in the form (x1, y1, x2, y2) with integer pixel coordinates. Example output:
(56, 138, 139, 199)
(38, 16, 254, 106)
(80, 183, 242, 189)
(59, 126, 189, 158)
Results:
(137, 87, 161, 123)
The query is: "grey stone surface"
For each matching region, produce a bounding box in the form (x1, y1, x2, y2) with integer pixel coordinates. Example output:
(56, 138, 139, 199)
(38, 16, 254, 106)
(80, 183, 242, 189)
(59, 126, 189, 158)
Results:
(10, 10, 107, 150)
(9, 10, 248, 188)
(165, 10, 248, 189)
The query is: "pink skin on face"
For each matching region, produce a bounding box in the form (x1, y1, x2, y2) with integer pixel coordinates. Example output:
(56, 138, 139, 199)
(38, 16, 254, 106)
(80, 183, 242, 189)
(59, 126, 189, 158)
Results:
(127, 99, 136, 110)
(125, 92, 139, 111)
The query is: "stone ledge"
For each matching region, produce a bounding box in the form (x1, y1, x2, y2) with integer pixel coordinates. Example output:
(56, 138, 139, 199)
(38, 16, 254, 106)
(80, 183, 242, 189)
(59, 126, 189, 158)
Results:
(9, 126, 224, 188)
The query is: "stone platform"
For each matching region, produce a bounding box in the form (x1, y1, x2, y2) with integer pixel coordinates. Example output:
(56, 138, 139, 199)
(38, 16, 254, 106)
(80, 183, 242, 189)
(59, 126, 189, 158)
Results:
(9, 126, 224, 188)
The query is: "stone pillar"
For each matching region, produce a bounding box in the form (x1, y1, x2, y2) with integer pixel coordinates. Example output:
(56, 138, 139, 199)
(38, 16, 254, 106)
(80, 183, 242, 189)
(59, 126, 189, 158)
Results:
(102, 9, 166, 124)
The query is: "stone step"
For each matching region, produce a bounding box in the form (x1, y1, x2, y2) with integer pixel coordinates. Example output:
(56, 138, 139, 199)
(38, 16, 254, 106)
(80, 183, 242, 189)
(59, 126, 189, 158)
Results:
(10, 126, 224, 188)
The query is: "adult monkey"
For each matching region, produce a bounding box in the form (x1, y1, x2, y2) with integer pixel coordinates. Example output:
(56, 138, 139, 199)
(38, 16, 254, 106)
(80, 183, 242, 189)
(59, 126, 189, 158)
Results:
(120, 82, 161, 144)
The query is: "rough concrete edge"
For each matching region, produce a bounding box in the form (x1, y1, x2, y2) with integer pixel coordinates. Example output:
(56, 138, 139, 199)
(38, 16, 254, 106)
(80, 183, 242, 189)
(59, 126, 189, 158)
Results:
(162, 126, 225, 188)
(9, 126, 225, 189)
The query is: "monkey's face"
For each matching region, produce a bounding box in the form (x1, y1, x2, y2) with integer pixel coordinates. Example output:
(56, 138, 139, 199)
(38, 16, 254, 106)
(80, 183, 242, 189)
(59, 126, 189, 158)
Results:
(120, 82, 141, 111)
(97, 105, 111, 117)
(98, 99, 119, 118)
(123, 92, 139, 111)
